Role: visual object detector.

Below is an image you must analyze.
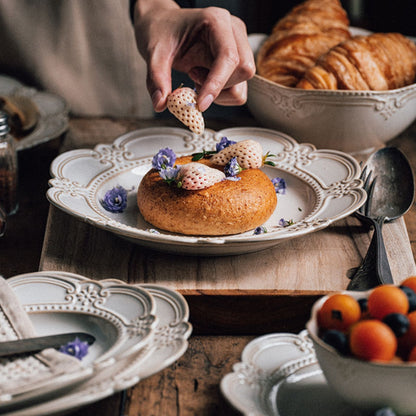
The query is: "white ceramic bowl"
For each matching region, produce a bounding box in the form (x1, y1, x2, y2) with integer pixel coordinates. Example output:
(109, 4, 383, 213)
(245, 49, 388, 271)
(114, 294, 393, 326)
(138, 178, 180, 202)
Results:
(248, 32, 416, 154)
(306, 291, 416, 415)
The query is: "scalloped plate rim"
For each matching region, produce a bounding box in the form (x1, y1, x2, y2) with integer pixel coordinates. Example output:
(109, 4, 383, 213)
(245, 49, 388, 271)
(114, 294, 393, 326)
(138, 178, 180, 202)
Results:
(46, 126, 366, 255)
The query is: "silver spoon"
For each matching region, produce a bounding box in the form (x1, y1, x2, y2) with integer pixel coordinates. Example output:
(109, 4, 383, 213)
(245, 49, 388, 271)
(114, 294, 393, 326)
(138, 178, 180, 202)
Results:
(348, 147, 415, 290)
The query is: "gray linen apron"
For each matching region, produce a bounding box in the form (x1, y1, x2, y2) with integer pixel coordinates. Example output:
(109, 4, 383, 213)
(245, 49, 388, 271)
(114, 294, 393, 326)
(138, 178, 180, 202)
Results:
(0, 0, 153, 118)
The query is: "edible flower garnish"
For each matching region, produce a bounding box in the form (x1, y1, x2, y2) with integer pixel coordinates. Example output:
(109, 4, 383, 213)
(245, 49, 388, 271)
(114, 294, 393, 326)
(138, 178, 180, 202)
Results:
(159, 165, 181, 185)
(59, 337, 89, 360)
(224, 157, 242, 178)
(100, 185, 129, 213)
(272, 177, 286, 194)
(152, 148, 176, 170)
(279, 218, 294, 227)
(216, 136, 236, 152)
(254, 226, 267, 235)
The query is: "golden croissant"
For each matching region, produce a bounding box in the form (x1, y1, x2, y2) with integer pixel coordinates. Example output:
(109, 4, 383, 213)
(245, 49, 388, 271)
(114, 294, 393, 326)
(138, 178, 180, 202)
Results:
(296, 33, 416, 90)
(256, 0, 351, 87)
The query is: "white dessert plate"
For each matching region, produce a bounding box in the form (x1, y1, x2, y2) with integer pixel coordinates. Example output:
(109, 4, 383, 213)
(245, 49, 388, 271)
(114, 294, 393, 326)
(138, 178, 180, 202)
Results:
(0, 75, 69, 151)
(7, 273, 157, 370)
(221, 331, 361, 416)
(47, 126, 366, 256)
(1, 272, 156, 412)
(5, 272, 191, 416)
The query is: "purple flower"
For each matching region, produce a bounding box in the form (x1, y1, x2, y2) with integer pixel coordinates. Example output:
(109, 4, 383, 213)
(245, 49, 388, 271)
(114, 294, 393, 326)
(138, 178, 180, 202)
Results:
(224, 157, 242, 177)
(100, 186, 128, 213)
(59, 337, 89, 360)
(254, 226, 267, 235)
(152, 148, 176, 171)
(216, 136, 236, 152)
(159, 166, 181, 184)
(279, 218, 294, 227)
(272, 177, 286, 194)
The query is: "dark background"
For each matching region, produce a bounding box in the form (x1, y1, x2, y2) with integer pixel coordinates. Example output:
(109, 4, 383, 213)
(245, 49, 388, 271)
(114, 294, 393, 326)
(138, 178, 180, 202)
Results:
(176, 0, 416, 36)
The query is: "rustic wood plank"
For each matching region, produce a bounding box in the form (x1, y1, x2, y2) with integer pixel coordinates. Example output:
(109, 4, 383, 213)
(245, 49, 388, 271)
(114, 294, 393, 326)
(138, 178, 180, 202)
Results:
(40, 207, 416, 291)
(124, 336, 252, 416)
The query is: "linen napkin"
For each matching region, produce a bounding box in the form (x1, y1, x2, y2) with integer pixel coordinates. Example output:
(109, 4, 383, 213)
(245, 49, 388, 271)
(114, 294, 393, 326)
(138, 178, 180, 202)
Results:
(0, 276, 83, 401)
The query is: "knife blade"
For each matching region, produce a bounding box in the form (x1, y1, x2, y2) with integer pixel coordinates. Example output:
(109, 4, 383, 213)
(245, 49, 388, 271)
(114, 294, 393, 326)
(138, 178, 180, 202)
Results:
(0, 332, 95, 357)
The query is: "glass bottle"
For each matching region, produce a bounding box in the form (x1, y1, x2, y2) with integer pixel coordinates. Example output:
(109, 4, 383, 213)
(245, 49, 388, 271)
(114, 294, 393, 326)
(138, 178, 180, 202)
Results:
(0, 111, 18, 215)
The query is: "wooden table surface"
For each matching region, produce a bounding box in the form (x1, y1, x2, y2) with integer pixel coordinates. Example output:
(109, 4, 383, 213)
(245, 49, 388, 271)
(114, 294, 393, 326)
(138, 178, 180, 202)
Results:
(1, 116, 416, 416)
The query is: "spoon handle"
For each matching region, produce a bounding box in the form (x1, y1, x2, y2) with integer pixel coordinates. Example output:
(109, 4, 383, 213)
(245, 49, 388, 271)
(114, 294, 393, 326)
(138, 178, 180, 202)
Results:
(372, 216, 394, 285)
(347, 216, 394, 290)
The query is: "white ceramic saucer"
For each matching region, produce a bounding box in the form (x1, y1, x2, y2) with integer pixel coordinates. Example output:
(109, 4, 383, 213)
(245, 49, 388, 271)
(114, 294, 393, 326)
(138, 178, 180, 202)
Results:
(221, 331, 362, 416)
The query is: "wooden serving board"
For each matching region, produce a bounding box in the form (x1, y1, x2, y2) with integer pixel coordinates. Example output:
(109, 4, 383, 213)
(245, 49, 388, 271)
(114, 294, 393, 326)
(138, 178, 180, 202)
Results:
(39, 118, 416, 335)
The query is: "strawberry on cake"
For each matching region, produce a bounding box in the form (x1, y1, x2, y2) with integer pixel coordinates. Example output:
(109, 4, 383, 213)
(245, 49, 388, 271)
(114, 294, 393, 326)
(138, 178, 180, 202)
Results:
(137, 137, 279, 236)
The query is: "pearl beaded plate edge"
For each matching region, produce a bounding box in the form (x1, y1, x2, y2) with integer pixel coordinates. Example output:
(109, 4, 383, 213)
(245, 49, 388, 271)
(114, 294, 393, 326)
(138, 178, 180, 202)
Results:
(47, 126, 366, 255)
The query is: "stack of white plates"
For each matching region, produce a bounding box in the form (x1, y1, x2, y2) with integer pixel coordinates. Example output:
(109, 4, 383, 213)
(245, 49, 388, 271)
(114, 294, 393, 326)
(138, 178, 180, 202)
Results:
(2, 271, 192, 416)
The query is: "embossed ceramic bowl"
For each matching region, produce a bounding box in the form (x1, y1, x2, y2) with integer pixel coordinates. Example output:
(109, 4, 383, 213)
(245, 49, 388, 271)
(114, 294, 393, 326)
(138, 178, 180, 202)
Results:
(248, 33, 416, 154)
(307, 291, 416, 415)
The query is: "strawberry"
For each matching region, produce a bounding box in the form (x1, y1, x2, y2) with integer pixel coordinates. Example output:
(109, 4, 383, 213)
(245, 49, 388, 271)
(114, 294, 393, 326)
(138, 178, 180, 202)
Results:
(177, 162, 225, 190)
(167, 87, 205, 134)
(211, 139, 263, 169)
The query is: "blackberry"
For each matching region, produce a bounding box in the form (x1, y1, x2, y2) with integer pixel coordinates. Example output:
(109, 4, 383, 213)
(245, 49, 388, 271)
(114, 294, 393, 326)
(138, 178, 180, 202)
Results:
(321, 329, 349, 355)
(382, 313, 410, 337)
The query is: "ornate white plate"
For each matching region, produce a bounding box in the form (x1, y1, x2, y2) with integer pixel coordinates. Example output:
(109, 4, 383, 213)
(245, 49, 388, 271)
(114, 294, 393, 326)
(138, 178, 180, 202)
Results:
(47, 126, 365, 255)
(221, 331, 361, 416)
(0, 75, 69, 151)
(1, 272, 156, 412)
(7, 273, 157, 370)
(5, 272, 192, 416)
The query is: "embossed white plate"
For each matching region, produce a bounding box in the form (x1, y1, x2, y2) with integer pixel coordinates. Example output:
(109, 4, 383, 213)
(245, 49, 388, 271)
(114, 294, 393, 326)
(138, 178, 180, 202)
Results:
(5, 272, 192, 416)
(221, 331, 361, 416)
(7, 273, 157, 370)
(47, 126, 365, 255)
(0, 75, 69, 151)
(1, 272, 156, 412)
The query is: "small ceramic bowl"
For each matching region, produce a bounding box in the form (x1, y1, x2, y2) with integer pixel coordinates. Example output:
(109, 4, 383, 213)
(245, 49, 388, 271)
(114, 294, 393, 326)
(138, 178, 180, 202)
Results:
(248, 33, 416, 154)
(306, 290, 416, 415)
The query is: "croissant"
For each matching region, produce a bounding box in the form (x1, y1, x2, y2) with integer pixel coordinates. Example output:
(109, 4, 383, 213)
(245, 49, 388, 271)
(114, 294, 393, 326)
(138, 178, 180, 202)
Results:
(296, 33, 416, 90)
(256, 0, 351, 87)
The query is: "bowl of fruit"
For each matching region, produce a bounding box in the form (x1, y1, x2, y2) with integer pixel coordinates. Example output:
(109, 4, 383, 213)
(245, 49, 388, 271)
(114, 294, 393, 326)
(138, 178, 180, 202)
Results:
(306, 277, 416, 415)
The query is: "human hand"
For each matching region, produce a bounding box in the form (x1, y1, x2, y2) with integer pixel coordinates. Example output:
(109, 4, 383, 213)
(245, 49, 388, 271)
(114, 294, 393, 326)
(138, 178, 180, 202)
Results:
(133, 0, 255, 112)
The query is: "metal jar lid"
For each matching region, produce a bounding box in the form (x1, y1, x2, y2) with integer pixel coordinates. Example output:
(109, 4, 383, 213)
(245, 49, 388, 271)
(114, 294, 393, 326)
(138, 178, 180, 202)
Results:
(0, 111, 10, 135)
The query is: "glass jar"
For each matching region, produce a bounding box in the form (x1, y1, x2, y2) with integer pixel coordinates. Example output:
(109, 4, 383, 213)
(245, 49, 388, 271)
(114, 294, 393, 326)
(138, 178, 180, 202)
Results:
(0, 111, 18, 215)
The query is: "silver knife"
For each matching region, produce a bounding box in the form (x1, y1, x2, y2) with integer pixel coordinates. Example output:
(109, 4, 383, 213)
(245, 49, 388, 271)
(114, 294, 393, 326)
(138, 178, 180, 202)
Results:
(0, 332, 95, 357)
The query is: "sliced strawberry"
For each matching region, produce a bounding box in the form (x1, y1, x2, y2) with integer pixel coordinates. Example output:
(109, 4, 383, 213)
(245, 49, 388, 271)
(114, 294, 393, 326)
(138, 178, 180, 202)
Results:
(167, 87, 205, 134)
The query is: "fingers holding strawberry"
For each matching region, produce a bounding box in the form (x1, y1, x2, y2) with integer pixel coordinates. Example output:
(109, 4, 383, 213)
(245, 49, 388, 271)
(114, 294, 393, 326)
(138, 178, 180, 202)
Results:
(167, 87, 205, 134)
